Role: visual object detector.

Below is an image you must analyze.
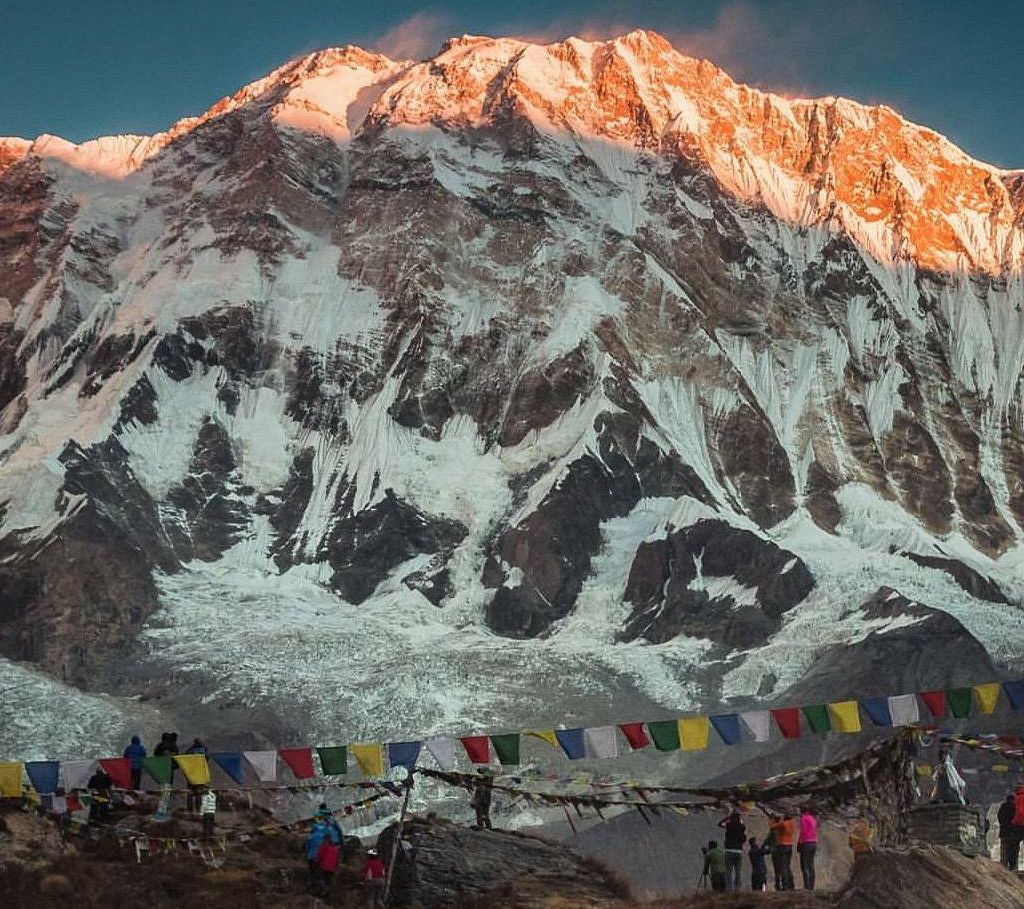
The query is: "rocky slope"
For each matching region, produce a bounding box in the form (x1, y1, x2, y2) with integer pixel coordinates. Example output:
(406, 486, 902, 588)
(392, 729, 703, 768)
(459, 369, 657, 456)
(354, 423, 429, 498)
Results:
(1, 30, 1023, 755)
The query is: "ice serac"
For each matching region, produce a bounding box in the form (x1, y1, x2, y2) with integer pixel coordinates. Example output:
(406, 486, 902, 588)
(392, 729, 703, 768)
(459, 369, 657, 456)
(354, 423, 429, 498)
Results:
(0, 31, 1022, 733)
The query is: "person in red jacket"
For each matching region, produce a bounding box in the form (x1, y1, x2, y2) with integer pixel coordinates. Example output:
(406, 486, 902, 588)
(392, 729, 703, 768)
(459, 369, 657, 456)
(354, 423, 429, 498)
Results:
(1013, 786, 1024, 827)
(363, 849, 387, 908)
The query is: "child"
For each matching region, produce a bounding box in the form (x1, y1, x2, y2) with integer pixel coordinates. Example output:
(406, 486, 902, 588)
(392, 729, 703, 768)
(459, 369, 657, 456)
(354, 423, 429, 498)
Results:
(363, 848, 387, 908)
(748, 836, 768, 891)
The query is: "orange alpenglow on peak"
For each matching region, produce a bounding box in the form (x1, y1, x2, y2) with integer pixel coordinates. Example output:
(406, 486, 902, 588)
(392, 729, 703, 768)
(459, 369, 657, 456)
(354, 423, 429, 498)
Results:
(6, 30, 1022, 274)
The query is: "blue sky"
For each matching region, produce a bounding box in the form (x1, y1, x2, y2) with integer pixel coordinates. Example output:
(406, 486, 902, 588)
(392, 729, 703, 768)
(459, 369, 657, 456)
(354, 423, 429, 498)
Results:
(3, 0, 1021, 167)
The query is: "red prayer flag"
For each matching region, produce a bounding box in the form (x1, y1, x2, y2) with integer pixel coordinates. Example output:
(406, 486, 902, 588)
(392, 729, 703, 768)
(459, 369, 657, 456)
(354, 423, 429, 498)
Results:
(460, 736, 491, 764)
(618, 723, 650, 750)
(98, 758, 132, 789)
(771, 707, 802, 739)
(279, 748, 316, 779)
(920, 690, 946, 718)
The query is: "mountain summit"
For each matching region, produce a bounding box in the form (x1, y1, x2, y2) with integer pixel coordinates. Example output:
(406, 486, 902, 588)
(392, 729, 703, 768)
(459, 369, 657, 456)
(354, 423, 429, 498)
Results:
(0, 31, 1021, 754)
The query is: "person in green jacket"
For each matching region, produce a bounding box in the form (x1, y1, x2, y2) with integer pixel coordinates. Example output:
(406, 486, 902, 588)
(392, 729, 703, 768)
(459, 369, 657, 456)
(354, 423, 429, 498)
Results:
(702, 840, 727, 892)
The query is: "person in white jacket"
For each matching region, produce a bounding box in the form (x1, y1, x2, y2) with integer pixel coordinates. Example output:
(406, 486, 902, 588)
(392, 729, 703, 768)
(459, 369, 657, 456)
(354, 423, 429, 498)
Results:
(200, 787, 217, 837)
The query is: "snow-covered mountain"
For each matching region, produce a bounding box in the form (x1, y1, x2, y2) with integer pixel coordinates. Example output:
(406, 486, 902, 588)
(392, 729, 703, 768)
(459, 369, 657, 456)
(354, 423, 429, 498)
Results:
(1, 30, 1023, 758)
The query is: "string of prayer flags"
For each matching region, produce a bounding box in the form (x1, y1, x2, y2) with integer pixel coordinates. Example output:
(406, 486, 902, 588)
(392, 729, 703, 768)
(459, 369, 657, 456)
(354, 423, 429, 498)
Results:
(526, 730, 560, 750)
(0, 763, 23, 797)
(920, 690, 946, 718)
(25, 761, 60, 795)
(243, 751, 278, 783)
(351, 743, 385, 778)
(425, 737, 456, 771)
(710, 714, 742, 746)
(279, 748, 315, 780)
(974, 683, 1001, 715)
(618, 723, 650, 750)
(740, 711, 771, 743)
(555, 728, 586, 760)
(1003, 681, 1024, 711)
(861, 698, 893, 727)
(888, 694, 920, 726)
(946, 688, 972, 719)
(387, 741, 423, 773)
(829, 701, 862, 733)
(584, 726, 619, 760)
(771, 708, 802, 739)
(648, 721, 681, 752)
(679, 717, 710, 751)
(802, 705, 831, 735)
(99, 758, 132, 790)
(460, 736, 491, 765)
(316, 747, 348, 777)
(489, 734, 521, 766)
(142, 756, 172, 784)
(211, 753, 245, 784)
(174, 754, 211, 786)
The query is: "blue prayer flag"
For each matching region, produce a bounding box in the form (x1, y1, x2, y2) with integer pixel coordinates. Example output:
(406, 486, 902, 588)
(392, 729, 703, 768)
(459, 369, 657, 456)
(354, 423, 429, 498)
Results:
(210, 752, 245, 784)
(25, 761, 61, 794)
(710, 714, 742, 745)
(555, 728, 586, 760)
(387, 741, 422, 773)
(861, 698, 893, 727)
(1003, 681, 1024, 711)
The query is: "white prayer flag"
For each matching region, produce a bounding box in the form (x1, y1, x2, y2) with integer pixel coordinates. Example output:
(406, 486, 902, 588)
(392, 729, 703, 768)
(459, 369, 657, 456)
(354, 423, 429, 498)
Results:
(888, 693, 920, 726)
(740, 710, 771, 743)
(584, 726, 620, 760)
(425, 737, 457, 771)
(243, 750, 278, 782)
(61, 760, 95, 791)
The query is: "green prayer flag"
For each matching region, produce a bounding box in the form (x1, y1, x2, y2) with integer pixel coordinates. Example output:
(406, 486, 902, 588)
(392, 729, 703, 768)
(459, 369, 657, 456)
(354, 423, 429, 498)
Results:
(648, 721, 681, 752)
(317, 747, 348, 776)
(142, 756, 172, 784)
(490, 734, 521, 766)
(947, 688, 973, 719)
(802, 705, 831, 735)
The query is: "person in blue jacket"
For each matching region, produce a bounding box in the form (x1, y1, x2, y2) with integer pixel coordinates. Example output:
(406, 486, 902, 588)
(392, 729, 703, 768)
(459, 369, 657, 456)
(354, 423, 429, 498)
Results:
(304, 811, 342, 892)
(123, 735, 147, 790)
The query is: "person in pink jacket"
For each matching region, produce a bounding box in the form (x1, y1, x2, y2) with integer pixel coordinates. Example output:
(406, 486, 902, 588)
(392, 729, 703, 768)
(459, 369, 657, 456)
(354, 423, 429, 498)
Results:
(798, 806, 819, 890)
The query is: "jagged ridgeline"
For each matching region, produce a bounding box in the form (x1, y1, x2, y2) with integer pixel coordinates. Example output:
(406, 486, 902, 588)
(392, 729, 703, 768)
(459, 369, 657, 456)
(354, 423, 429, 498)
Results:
(0, 31, 1022, 752)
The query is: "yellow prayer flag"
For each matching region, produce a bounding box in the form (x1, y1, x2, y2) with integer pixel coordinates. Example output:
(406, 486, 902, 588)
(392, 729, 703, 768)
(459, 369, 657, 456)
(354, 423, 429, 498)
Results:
(351, 743, 384, 778)
(993, 764, 1010, 773)
(525, 731, 559, 749)
(173, 754, 211, 786)
(828, 701, 862, 733)
(678, 716, 710, 750)
(915, 763, 932, 776)
(0, 762, 23, 797)
(974, 683, 1001, 715)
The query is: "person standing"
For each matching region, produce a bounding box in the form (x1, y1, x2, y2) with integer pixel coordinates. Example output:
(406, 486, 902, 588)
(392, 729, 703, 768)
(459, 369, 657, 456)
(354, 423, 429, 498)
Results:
(200, 787, 217, 837)
(998, 794, 1019, 869)
(769, 811, 796, 890)
(470, 772, 493, 830)
(701, 840, 727, 892)
(362, 848, 387, 908)
(848, 817, 874, 861)
(123, 735, 147, 790)
(748, 836, 768, 892)
(717, 809, 746, 891)
(798, 805, 819, 890)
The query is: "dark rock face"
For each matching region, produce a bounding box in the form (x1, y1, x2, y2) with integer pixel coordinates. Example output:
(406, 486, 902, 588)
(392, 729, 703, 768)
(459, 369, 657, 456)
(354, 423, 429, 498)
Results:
(785, 587, 999, 701)
(620, 519, 815, 648)
(255, 447, 316, 571)
(902, 552, 1009, 604)
(377, 815, 626, 909)
(164, 419, 252, 561)
(484, 410, 709, 638)
(322, 488, 467, 604)
(0, 438, 178, 683)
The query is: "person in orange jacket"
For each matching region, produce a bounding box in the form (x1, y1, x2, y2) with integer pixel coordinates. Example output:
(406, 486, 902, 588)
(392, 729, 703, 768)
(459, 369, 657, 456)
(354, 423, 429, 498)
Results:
(767, 811, 796, 890)
(848, 817, 874, 860)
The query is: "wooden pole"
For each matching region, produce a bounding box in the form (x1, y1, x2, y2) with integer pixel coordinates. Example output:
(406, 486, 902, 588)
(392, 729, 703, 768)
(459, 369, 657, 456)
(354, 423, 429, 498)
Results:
(383, 776, 414, 906)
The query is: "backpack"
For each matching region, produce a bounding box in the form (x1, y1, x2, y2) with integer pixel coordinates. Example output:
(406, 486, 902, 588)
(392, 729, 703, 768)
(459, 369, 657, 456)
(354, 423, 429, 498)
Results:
(317, 841, 341, 873)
